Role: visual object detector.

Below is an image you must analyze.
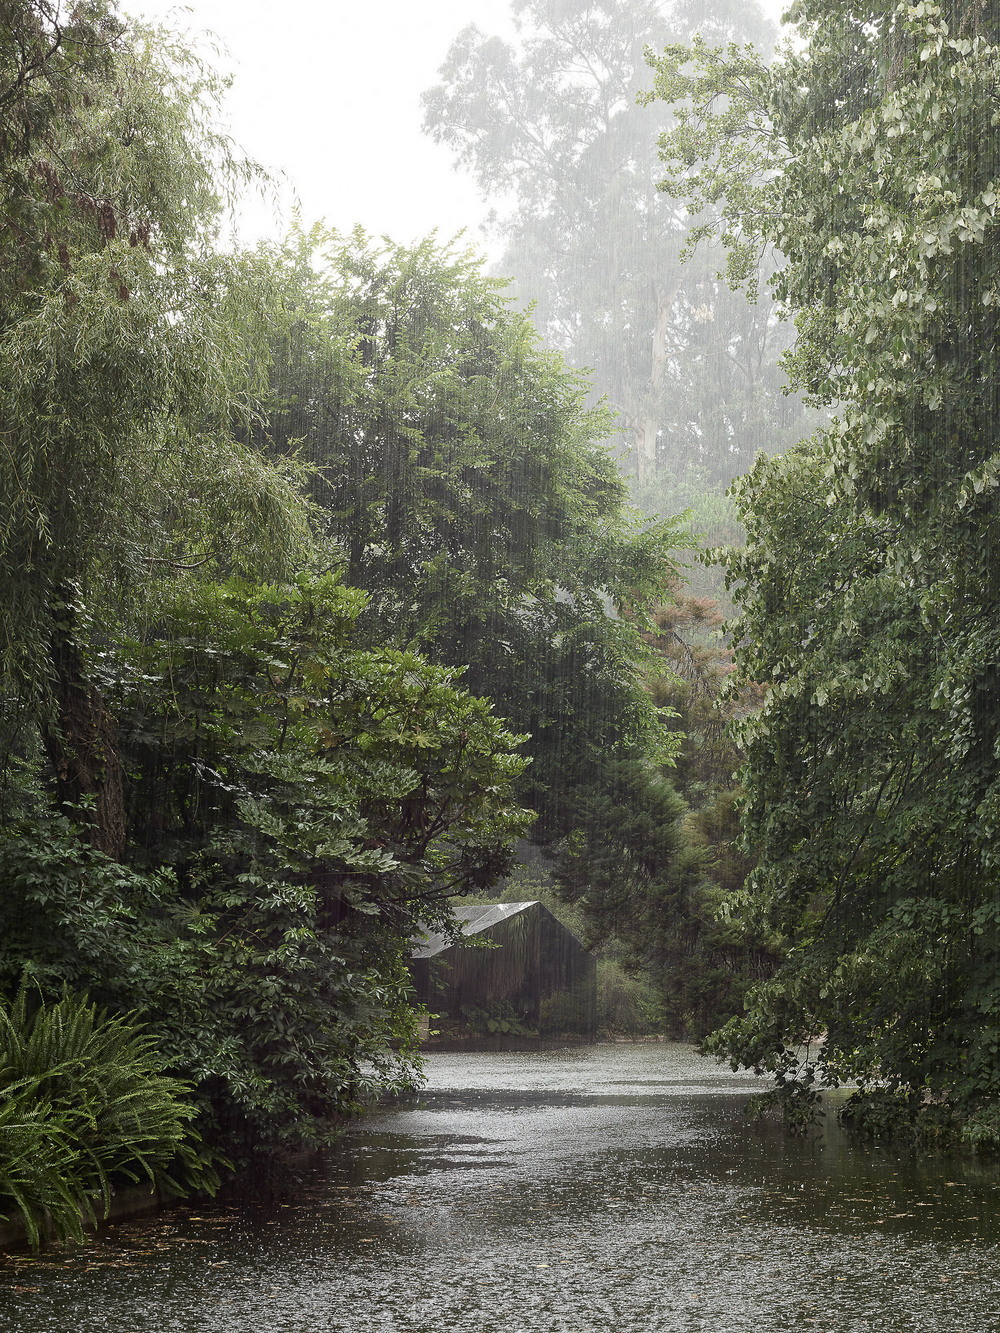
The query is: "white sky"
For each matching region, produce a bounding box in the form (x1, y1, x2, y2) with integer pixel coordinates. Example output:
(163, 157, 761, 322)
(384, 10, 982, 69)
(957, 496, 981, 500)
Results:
(127, 0, 785, 257)
(126, 0, 517, 256)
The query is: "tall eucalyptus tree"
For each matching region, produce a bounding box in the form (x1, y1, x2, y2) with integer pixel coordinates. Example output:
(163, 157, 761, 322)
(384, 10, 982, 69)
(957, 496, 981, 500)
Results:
(422, 0, 801, 491)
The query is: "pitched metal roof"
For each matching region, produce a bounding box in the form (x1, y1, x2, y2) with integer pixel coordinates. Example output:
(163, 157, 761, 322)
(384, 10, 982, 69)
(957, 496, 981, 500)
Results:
(411, 901, 539, 960)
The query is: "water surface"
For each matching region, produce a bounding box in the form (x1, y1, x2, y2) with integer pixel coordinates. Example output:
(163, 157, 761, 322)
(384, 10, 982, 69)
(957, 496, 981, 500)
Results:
(4, 1044, 999, 1332)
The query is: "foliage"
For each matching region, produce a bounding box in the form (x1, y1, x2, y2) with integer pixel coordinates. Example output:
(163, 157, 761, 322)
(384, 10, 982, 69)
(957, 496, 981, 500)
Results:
(0, 1, 123, 166)
(0, 0, 302, 666)
(457, 1001, 536, 1037)
(118, 575, 530, 916)
(0, 575, 530, 1154)
(0, 0, 784, 1189)
(745, 1079, 822, 1135)
(637, 592, 781, 1037)
(453, 584, 781, 1042)
(641, 30, 783, 294)
(650, 1, 1000, 1131)
(0, 980, 216, 1248)
(837, 1087, 957, 1149)
(422, 0, 811, 484)
(249, 226, 693, 946)
(959, 1103, 1000, 1151)
(1, 0, 661, 1176)
(595, 957, 663, 1037)
(0, 3, 518, 1169)
(0, 0, 311, 858)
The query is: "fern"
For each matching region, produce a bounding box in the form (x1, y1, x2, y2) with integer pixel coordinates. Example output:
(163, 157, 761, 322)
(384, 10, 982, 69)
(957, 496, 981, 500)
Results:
(0, 979, 223, 1248)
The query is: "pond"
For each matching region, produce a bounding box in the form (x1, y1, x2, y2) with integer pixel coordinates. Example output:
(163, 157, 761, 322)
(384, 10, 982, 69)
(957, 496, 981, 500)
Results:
(3, 1044, 999, 1332)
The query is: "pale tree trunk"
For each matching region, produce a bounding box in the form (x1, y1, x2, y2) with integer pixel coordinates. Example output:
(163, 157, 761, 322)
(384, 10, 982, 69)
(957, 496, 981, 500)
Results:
(632, 413, 659, 480)
(629, 277, 679, 479)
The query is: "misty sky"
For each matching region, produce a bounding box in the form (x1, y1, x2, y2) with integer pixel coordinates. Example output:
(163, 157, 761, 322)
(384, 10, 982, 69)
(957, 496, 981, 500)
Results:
(128, 0, 784, 256)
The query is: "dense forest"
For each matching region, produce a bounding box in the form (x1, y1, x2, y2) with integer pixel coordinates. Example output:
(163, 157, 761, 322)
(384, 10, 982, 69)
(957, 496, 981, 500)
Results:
(2, 0, 999, 1247)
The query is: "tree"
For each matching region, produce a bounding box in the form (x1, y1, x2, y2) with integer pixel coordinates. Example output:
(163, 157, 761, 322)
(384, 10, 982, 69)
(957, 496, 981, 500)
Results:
(550, 586, 781, 1039)
(421, 0, 805, 489)
(250, 227, 686, 855)
(1, 1, 122, 164)
(0, 1, 309, 857)
(239, 227, 720, 976)
(0, 575, 530, 1152)
(0, 5, 536, 1162)
(641, 591, 780, 1036)
(649, 0, 1000, 1140)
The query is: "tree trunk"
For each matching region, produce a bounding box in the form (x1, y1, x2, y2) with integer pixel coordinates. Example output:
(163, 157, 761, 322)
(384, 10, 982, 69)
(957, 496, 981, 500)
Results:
(632, 413, 659, 479)
(42, 592, 126, 861)
(629, 277, 680, 479)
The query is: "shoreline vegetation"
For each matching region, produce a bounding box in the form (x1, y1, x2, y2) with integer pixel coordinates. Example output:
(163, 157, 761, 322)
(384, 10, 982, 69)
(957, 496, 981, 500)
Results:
(4, 0, 1000, 1252)
(0, 0, 686, 1248)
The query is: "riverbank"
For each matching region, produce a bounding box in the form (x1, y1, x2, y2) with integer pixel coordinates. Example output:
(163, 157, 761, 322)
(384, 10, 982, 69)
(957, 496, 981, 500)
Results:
(4, 1044, 999, 1332)
(0, 1183, 167, 1254)
(420, 1033, 667, 1052)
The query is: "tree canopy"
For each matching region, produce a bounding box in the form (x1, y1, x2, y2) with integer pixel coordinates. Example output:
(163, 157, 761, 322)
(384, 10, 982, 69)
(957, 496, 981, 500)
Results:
(1, 575, 528, 1151)
(0, 4, 533, 1164)
(0, 0, 309, 859)
(249, 226, 688, 869)
(0, 0, 710, 1178)
(650, 0, 1000, 1141)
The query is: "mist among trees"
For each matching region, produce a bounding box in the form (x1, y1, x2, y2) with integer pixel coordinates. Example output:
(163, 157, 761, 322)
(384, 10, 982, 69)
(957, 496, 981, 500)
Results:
(1, 0, 999, 1247)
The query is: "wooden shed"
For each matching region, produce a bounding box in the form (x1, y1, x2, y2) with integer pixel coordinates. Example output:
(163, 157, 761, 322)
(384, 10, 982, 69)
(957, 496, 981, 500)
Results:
(410, 901, 596, 1042)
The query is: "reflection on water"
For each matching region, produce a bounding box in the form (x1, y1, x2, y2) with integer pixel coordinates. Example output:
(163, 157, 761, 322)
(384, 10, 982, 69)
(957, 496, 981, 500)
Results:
(3, 1045, 999, 1332)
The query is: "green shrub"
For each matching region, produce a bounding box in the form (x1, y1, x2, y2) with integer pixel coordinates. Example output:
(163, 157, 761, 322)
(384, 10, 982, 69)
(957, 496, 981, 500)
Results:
(0, 981, 220, 1248)
(838, 1087, 958, 1148)
(961, 1104, 1000, 1150)
(596, 958, 660, 1036)
(458, 1001, 535, 1037)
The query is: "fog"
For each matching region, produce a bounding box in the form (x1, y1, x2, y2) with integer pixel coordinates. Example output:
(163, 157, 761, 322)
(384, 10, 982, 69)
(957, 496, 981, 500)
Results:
(126, 0, 805, 510)
(126, 0, 519, 249)
(127, 0, 786, 252)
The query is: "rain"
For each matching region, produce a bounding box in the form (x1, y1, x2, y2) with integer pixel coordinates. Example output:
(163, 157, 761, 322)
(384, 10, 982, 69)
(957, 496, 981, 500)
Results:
(2, 1, 999, 1330)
